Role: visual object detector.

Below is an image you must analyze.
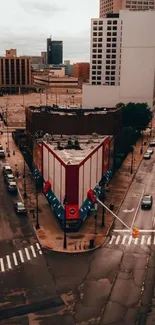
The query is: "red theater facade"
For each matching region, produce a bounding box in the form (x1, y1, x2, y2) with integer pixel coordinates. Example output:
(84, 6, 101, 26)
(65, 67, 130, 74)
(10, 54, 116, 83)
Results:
(34, 135, 114, 229)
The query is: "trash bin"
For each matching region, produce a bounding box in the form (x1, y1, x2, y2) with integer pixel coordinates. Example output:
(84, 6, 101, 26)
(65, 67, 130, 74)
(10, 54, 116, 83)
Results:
(110, 203, 114, 211)
(89, 239, 94, 249)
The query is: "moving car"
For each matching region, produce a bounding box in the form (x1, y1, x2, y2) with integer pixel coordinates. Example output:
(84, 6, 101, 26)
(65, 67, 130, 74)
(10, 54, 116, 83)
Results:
(14, 202, 27, 215)
(0, 149, 5, 158)
(147, 147, 153, 155)
(141, 195, 153, 209)
(143, 152, 151, 160)
(3, 166, 12, 176)
(7, 181, 17, 193)
(5, 173, 15, 184)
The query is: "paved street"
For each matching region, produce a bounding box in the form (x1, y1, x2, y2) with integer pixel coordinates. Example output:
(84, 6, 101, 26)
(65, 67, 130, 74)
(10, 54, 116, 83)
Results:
(0, 159, 63, 322)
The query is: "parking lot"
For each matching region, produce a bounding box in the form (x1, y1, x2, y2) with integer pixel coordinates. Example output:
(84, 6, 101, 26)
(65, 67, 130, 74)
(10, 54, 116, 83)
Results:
(0, 88, 82, 127)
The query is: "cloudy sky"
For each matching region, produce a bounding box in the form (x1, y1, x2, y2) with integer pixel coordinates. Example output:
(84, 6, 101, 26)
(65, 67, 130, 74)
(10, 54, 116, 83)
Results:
(0, 0, 99, 62)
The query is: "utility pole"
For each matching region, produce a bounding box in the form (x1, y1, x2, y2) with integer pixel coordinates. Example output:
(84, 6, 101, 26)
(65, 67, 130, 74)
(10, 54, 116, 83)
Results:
(35, 177, 40, 230)
(63, 195, 67, 249)
(6, 94, 10, 157)
(130, 148, 134, 174)
(23, 150, 27, 200)
(140, 131, 143, 154)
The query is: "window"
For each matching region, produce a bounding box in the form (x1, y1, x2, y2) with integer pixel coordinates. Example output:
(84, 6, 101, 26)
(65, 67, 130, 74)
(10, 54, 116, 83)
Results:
(93, 32, 97, 37)
(92, 60, 96, 64)
(97, 76, 101, 80)
(97, 71, 101, 75)
(107, 32, 111, 36)
(111, 66, 116, 70)
(106, 71, 110, 75)
(111, 77, 115, 81)
(92, 81, 96, 85)
(106, 54, 110, 58)
(98, 44, 102, 48)
(93, 49, 97, 53)
(98, 38, 102, 42)
(111, 71, 115, 75)
(98, 60, 102, 64)
(93, 38, 97, 42)
(98, 54, 102, 59)
(112, 49, 116, 53)
(106, 49, 111, 53)
(112, 43, 116, 48)
(92, 71, 96, 75)
(107, 38, 111, 42)
(92, 65, 96, 69)
(107, 21, 112, 25)
(93, 43, 97, 47)
(106, 65, 110, 70)
(113, 20, 117, 25)
(106, 60, 110, 64)
(98, 49, 102, 53)
(112, 38, 117, 42)
(92, 76, 96, 80)
(112, 60, 116, 64)
(111, 82, 115, 85)
(98, 32, 102, 36)
(97, 65, 102, 69)
(92, 55, 96, 58)
(113, 26, 117, 30)
(112, 54, 116, 58)
(107, 43, 111, 48)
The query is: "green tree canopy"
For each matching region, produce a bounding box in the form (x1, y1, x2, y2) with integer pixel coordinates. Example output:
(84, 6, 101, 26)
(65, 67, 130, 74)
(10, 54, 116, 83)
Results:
(120, 102, 152, 131)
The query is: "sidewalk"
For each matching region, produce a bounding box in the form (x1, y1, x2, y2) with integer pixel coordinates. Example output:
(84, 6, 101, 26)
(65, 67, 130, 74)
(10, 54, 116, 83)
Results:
(0, 128, 153, 253)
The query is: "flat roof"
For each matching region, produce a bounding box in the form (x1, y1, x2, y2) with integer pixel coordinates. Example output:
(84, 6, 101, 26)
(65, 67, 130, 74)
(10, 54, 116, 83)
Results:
(43, 134, 107, 164)
(27, 105, 120, 115)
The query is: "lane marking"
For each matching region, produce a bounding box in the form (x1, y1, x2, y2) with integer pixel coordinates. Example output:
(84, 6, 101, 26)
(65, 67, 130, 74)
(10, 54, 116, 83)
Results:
(17, 187, 23, 202)
(121, 235, 127, 245)
(0, 258, 5, 272)
(30, 245, 37, 257)
(6, 255, 12, 269)
(39, 250, 42, 255)
(130, 189, 145, 230)
(36, 243, 41, 250)
(12, 253, 18, 266)
(141, 235, 145, 245)
(134, 238, 139, 245)
(18, 250, 24, 263)
(115, 235, 120, 245)
(113, 229, 155, 233)
(153, 236, 155, 245)
(147, 236, 151, 245)
(127, 236, 132, 245)
(25, 248, 31, 260)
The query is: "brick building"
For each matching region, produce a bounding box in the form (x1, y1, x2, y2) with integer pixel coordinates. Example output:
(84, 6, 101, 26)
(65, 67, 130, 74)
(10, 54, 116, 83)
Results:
(73, 63, 90, 86)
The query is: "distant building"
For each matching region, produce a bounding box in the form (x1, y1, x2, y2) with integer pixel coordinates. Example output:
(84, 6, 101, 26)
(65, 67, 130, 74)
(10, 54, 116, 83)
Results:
(100, 0, 155, 17)
(47, 37, 63, 65)
(33, 73, 78, 89)
(64, 60, 73, 76)
(73, 62, 90, 85)
(41, 51, 47, 65)
(6, 49, 17, 57)
(0, 50, 32, 93)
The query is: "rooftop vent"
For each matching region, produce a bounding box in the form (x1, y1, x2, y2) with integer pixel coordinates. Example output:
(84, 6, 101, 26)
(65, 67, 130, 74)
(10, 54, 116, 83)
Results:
(65, 137, 74, 149)
(57, 141, 63, 150)
(74, 139, 82, 150)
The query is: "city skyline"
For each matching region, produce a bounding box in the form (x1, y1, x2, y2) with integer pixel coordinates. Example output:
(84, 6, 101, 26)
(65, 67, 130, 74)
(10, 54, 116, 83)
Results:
(0, 0, 98, 62)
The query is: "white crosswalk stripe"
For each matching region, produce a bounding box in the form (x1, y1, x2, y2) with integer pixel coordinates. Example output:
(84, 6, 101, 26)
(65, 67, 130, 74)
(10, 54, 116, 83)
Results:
(108, 234, 155, 247)
(0, 242, 42, 273)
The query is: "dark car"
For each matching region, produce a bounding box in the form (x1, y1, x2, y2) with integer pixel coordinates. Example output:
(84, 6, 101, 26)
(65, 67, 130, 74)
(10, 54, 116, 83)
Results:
(3, 166, 12, 176)
(141, 195, 153, 209)
(143, 152, 151, 160)
(5, 173, 15, 184)
(0, 149, 5, 158)
(7, 181, 17, 193)
(14, 202, 27, 215)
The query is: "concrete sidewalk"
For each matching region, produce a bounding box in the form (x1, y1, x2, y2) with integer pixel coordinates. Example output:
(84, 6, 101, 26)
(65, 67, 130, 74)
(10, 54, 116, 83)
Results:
(0, 127, 153, 253)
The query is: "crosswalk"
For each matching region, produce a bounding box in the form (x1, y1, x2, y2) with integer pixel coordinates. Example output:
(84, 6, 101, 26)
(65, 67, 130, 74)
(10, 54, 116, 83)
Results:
(0, 242, 42, 273)
(108, 234, 155, 246)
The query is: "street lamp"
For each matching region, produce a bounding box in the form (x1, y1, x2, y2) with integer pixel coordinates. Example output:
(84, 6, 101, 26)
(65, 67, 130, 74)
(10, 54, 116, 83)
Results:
(6, 95, 10, 157)
(140, 131, 143, 154)
(130, 147, 134, 174)
(63, 195, 67, 249)
(35, 176, 40, 230)
(23, 147, 27, 200)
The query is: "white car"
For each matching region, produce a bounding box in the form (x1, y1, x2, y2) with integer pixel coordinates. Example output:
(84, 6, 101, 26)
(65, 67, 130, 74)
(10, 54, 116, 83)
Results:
(0, 149, 5, 158)
(147, 148, 153, 155)
(143, 152, 151, 160)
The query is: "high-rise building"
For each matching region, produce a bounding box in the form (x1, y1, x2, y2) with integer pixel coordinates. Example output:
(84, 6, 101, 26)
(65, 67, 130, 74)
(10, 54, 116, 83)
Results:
(100, 0, 155, 17)
(41, 51, 47, 65)
(0, 50, 32, 92)
(47, 37, 63, 65)
(90, 15, 121, 86)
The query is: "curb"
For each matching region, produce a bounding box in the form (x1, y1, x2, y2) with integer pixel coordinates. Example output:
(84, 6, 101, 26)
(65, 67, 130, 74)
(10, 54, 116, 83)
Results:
(34, 226, 105, 254)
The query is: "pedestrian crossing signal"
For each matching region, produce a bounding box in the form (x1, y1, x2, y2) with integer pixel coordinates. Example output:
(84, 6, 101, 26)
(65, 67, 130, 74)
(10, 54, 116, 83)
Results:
(132, 227, 139, 238)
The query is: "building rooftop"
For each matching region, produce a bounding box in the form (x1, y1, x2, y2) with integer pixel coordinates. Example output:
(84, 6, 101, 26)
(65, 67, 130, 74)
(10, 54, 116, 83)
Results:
(42, 134, 107, 164)
(27, 105, 120, 115)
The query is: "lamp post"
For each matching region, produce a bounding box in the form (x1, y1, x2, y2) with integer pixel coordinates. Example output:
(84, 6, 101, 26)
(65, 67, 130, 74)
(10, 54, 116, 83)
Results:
(140, 131, 143, 154)
(6, 95, 10, 157)
(63, 195, 67, 249)
(23, 150, 27, 200)
(130, 148, 134, 174)
(35, 176, 40, 230)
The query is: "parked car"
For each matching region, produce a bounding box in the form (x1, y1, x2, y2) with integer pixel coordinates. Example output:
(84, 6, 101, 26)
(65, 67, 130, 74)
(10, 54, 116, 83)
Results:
(147, 147, 153, 155)
(0, 145, 3, 150)
(143, 152, 151, 160)
(14, 202, 27, 215)
(3, 166, 12, 176)
(0, 149, 5, 158)
(5, 173, 15, 183)
(7, 181, 17, 193)
(141, 195, 153, 209)
(149, 141, 155, 147)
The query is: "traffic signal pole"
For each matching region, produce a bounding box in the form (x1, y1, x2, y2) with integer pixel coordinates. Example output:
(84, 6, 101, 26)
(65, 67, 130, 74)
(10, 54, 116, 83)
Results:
(96, 198, 131, 231)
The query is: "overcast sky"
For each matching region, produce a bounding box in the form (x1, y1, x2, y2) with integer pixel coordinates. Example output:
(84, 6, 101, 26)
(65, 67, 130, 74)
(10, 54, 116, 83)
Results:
(0, 0, 99, 62)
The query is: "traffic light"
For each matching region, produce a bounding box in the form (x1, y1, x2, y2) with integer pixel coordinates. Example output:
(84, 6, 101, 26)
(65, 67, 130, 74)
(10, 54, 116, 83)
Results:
(87, 189, 96, 204)
(132, 227, 139, 238)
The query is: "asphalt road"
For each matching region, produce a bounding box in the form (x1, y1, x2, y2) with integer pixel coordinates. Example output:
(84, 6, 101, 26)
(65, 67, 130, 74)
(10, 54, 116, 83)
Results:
(41, 149, 155, 325)
(0, 159, 63, 323)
